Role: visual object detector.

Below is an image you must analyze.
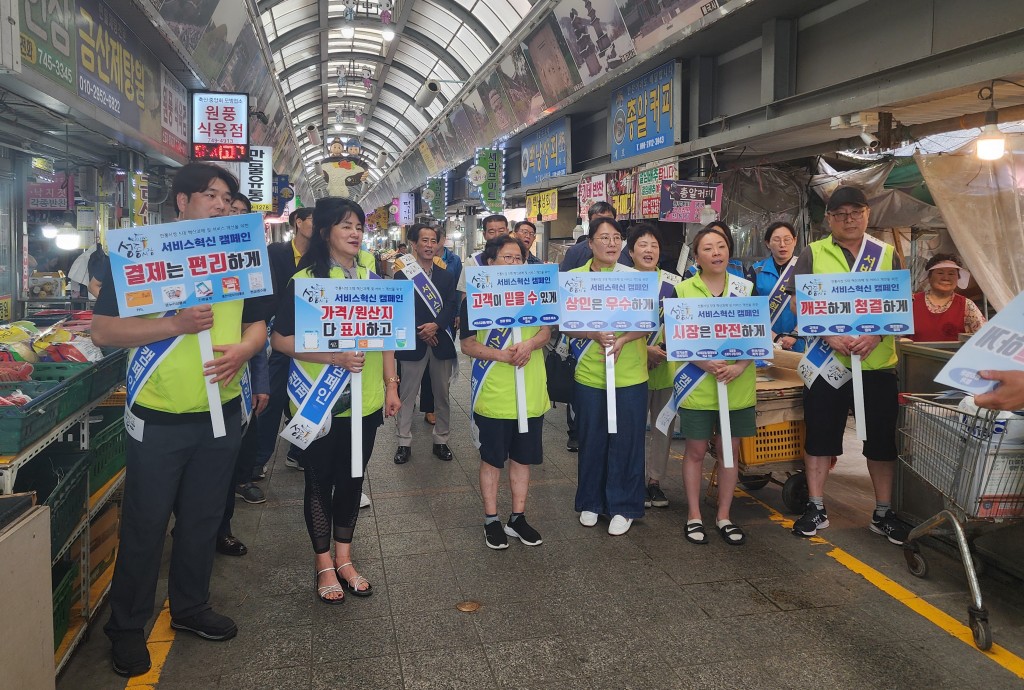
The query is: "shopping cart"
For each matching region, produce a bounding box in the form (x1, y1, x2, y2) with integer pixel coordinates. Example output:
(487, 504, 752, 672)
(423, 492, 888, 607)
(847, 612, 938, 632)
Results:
(898, 394, 1024, 651)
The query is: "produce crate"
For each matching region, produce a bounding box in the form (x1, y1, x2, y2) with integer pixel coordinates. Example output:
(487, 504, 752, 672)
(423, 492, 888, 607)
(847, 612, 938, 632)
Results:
(51, 561, 79, 651)
(0, 381, 69, 454)
(739, 420, 806, 468)
(89, 351, 127, 400)
(14, 452, 89, 560)
(31, 363, 95, 420)
(99, 387, 126, 407)
(88, 417, 126, 492)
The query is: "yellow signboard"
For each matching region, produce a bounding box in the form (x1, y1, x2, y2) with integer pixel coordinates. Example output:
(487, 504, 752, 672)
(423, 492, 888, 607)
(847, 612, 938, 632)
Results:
(132, 174, 149, 226)
(0, 295, 10, 323)
(525, 189, 558, 222)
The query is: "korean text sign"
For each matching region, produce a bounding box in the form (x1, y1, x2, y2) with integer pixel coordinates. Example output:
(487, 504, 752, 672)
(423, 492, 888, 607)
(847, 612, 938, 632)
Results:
(795, 270, 914, 336)
(465, 264, 560, 329)
(935, 290, 1024, 394)
(107, 213, 271, 316)
(637, 162, 677, 218)
(664, 297, 773, 361)
(525, 189, 558, 222)
(191, 92, 249, 161)
(610, 60, 680, 162)
(558, 271, 659, 332)
(659, 180, 722, 223)
(520, 117, 571, 186)
(293, 279, 416, 353)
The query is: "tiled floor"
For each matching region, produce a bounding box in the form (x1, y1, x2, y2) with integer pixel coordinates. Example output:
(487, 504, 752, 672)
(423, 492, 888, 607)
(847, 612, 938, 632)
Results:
(59, 356, 1024, 688)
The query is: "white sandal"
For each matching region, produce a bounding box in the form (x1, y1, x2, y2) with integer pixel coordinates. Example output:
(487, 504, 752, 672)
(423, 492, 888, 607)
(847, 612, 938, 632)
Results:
(336, 561, 374, 597)
(315, 567, 345, 605)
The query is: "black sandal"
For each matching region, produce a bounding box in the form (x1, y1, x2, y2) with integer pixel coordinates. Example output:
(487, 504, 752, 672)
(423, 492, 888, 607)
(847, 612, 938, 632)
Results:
(315, 567, 345, 605)
(684, 521, 708, 545)
(336, 562, 373, 597)
(718, 522, 746, 546)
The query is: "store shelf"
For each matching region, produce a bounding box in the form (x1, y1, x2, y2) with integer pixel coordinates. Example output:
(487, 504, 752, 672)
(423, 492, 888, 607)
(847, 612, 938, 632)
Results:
(87, 564, 115, 621)
(52, 517, 87, 568)
(54, 611, 87, 676)
(89, 469, 125, 519)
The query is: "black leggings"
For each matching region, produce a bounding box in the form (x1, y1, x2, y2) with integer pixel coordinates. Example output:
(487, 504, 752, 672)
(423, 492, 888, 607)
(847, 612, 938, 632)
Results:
(302, 410, 383, 554)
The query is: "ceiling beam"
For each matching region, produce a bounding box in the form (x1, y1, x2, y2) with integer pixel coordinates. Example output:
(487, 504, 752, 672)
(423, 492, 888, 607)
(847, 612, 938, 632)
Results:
(362, 0, 416, 159)
(318, 0, 330, 161)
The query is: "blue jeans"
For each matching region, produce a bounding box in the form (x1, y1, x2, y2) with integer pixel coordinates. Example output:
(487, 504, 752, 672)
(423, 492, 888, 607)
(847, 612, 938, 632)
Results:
(257, 351, 301, 465)
(574, 381, 647, 519)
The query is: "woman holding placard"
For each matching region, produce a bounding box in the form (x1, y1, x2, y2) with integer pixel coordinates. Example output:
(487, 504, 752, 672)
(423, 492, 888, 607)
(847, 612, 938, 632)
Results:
(271, 197, 401, 604)
(566, 217, 649, 536)
(459, 235, 551, 550)
(627, 223, 679, 509)
(676, 227, 755, 546)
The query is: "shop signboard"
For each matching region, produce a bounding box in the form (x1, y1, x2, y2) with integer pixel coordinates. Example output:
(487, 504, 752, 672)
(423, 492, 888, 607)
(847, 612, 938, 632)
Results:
(659, 180, 722, 223)
(274, 175, 293, 215)
(525, 189, 558, 222)
(161, 67, 189, 157)
(0, 295, 10, 322)
(292, 279, 416, 353)
(663, 297, 773, 361)
(76, 0, 150, 130)
(132, 173, 148, 226)
(20, 0, 77, 93)
(398, 192, 415, 225)
(106, 213, 271, 316)
(609, 60, 679, 162)
(240, 146, 273, 212)
(636, 161, 677, 218)
(419, 141, 439, 177)
(464, 264, 560, 329)
(935, 290, 1024, 394)
(477, 149, 504, 214)
(794, 270, 914, 337)
(558, 270, 658, 332)
(520, 117, 571, 186)
(577, 174, 608, 219)
(424, 178, 445, 219)
(26, 172, 73, 210)
(191, 91, 250, 162)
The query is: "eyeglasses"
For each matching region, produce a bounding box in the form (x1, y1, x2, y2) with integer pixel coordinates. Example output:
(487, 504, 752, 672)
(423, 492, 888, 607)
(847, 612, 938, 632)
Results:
(496, 254, 524, 263)
(828, 208, 867, 222)
(592, 234, 623, 245)
(770, 235, 795, 245)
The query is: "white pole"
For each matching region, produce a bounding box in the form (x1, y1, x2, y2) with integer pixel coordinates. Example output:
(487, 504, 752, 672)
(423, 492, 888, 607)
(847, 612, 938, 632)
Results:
(718, 380, 733, 469)
(512, 328, 528, 433)
(851, 354, 867, 441)
(606, 346, 617, 434)
(198, 330, 226, 438)
(351, 371, 363, 478)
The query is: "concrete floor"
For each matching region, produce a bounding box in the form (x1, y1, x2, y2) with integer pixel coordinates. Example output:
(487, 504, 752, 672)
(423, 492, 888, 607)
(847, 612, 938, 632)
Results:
(59, 356, 1024, 689)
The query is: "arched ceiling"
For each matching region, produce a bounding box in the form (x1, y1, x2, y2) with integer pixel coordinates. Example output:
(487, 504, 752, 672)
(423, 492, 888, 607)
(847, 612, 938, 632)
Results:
(257, 0, 534, 197)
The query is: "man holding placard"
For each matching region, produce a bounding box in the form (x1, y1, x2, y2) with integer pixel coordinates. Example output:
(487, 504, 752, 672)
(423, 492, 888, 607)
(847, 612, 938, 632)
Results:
(787, 186, 908, 545)
(93, 164, 270, 677)
(393, 224, 460, 464)
(461, 235, 554, 549)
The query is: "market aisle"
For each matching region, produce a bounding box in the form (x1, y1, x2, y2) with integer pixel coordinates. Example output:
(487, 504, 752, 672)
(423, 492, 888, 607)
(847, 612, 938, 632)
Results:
(58, 354, 1024, 689)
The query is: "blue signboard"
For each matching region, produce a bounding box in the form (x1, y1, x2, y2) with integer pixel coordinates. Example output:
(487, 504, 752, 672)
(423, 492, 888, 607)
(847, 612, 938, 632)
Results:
(465, 264, 560, 329)
(935, 290, 1024, 394)
(520, 117, 571, 186)
(610, 60, 680, 162)
(663, 297, 773, 361)
(795, 270, 914, 336)
(108, 213, 271, 316)
(293, 279, 416, 352)
(558, 271, 659, 332)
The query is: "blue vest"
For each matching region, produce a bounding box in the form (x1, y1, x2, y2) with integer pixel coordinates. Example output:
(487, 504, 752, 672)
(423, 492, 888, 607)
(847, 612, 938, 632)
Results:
(749, 256, 805, 352)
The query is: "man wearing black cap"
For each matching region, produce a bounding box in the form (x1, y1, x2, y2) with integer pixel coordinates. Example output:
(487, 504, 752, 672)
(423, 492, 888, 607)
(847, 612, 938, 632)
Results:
(787, 186, 908, 545)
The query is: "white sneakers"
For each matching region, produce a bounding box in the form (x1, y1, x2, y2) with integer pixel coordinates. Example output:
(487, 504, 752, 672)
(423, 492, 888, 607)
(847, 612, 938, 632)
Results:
(608, 515, 633, 536)
(579, 511, 598, 527)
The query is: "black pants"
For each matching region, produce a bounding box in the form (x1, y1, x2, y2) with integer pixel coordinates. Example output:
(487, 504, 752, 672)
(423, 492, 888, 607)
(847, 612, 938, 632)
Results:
(219, 414, 260, 538)
(303, 410, 383, 554)
(105, 406, 242, 633)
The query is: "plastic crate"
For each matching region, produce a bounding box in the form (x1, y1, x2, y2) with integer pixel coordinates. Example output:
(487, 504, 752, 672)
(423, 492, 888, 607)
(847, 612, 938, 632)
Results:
(739, 420, 806, 468)
(88, 417, 126, 492)
(31, 363, 94, 420)
(0, 381, 68, 454)
(89, 351, 128, 400)
(14, 452, 89, 560)
(52, 561, 79, 651)
(99, 387, 126, 407)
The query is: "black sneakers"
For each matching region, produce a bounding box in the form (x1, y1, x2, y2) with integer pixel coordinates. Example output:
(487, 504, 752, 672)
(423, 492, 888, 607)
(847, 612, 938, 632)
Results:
(170, 609, 237, 641)
(870, 509, 909, 545)
(792, 503, 830, 537)
(504, 515, 543, 546)
(235, 482, 266, 504)
(646, 484, 669, 508)
(109, 629, 151, 678)
(484, 520, 508, 550)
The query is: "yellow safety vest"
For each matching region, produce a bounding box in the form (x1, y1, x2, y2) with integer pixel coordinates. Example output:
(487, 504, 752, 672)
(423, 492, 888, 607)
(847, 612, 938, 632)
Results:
(473, 326, 549, 418)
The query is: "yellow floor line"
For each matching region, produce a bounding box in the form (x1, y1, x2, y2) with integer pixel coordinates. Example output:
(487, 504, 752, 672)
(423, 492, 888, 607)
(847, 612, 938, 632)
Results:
(125, 600, 175, 689)
(738, 489, 1024, 679)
